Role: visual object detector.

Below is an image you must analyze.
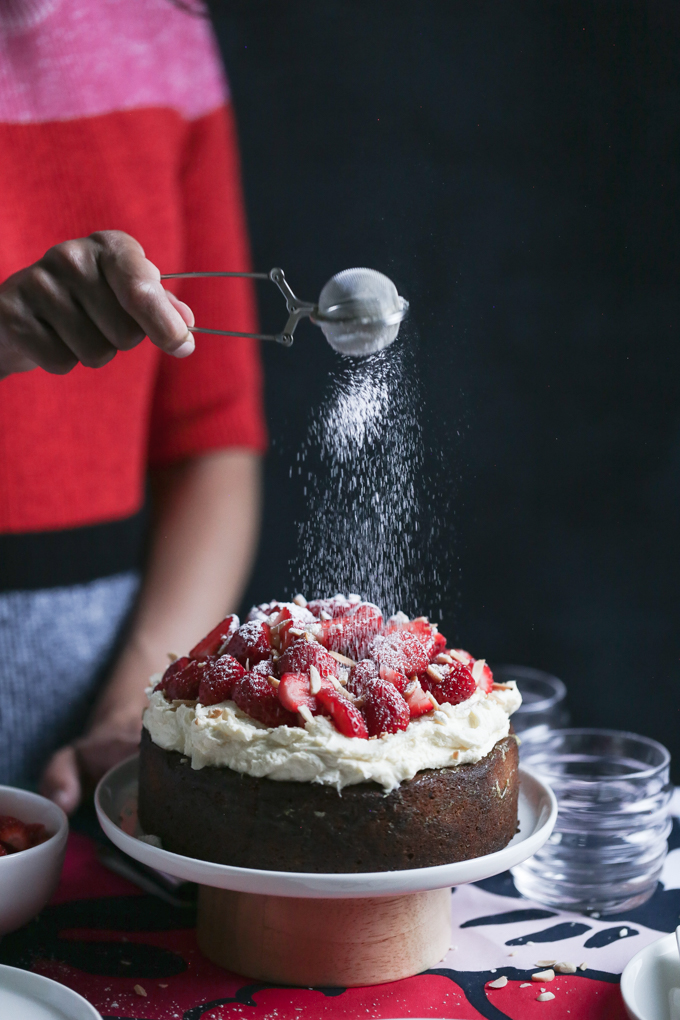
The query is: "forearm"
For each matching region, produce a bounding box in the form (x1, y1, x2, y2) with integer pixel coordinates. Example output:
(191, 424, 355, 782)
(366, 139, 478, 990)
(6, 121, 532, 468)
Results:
(91, 448, 262, 726)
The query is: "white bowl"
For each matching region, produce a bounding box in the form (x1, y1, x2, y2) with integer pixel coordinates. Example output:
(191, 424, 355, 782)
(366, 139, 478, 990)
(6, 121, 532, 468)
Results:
(0, 786, 68, 936)
(621, 932, 680, 1020)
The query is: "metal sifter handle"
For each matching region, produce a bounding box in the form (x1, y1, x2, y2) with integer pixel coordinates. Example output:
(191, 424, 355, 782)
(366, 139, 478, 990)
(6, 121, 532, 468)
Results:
(160, 268, 315, 347)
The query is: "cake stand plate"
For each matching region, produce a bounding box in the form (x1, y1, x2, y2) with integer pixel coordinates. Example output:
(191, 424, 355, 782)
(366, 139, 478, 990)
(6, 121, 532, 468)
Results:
(95, 756, 556, 986)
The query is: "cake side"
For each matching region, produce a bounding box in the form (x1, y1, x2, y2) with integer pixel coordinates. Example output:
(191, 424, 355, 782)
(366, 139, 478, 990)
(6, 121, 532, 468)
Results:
(138, 727, 519, 872)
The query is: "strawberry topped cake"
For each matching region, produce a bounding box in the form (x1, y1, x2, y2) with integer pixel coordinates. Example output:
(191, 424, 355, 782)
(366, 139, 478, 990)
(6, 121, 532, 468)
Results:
(139, 595, 521, 872)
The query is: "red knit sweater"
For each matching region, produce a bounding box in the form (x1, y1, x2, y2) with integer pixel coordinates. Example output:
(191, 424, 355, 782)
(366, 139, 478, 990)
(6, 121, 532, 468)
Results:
(0, 0, 267, 537)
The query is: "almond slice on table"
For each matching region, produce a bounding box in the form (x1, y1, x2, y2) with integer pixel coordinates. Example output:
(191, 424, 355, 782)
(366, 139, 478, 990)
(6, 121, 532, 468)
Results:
(531, 969, 555, 982)
(536, 992, 555, 1002)
(487, 975, 508, 988)
(554, 962, 577, 973)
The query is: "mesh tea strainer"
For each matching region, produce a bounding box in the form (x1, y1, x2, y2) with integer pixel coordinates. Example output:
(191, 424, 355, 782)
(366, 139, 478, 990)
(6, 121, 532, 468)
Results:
(160, 267, 409, 357)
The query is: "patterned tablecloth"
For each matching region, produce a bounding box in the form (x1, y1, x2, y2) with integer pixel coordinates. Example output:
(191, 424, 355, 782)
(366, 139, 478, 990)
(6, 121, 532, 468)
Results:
(1, 796, 679, 1020)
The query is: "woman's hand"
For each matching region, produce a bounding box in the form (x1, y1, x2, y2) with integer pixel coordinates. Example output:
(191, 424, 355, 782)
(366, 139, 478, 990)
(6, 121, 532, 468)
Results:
(0, 230, 195, 380)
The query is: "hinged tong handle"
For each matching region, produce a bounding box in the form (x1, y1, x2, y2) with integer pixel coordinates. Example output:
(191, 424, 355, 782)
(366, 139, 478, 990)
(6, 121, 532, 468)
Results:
(160, 268, 316, 347)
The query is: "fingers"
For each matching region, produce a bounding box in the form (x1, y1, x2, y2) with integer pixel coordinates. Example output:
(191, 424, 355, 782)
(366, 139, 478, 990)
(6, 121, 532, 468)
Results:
(0, 230, 197, 379)
(40, 745, 81, 816)
(92, 231, 195, 357)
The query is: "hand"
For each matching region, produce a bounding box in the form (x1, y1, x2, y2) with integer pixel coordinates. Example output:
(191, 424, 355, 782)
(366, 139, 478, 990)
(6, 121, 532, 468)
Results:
(40, 713, 143, 815)
(0, 230, 195, 380)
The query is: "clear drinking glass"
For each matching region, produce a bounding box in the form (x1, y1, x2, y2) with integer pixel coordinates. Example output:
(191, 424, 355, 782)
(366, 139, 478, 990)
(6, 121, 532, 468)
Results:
(492, 664, 570, 738)
(512, 729, 672, 914)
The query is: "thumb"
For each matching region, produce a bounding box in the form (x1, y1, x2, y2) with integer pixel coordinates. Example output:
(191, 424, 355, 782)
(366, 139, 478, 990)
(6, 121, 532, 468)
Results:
(40, 745, 81, 815)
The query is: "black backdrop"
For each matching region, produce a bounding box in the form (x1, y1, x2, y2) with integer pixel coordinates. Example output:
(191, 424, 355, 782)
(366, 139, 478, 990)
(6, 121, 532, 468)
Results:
(206, 1, 680, 777)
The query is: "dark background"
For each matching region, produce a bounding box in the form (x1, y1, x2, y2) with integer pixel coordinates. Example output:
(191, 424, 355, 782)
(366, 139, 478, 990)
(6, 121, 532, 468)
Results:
(207, 1, 680, 776)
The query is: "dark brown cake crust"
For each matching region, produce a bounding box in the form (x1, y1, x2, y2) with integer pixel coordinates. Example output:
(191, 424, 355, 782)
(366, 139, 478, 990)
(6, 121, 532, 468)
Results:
(138, 727, 519, 872)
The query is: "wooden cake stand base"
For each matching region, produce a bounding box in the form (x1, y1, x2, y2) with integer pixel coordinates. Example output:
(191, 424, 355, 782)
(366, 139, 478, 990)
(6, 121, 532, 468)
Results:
(197, 885, 451, 986)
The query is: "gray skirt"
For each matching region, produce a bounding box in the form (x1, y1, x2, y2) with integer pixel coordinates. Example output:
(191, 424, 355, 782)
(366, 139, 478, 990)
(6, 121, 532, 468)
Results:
(0, 571, 141, 788)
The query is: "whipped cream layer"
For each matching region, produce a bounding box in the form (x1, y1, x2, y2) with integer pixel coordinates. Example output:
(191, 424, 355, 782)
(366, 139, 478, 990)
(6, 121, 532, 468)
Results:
(143, 681, 521, 793)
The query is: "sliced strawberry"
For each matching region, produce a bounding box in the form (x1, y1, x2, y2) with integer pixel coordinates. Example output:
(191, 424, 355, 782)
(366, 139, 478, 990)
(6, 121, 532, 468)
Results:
(419, 660, 477, 706)
(270, 606, 319, 653)
(157, 658, 203, 700)
(316, 687, 369, 739)
(278, 638, 339, 679)
(189, 614, 240, 661)
(154, 656, 190, 692)
(0, 816, 31, 852)
(225, 620, 272, 667)
(232, 672, 298, 728)
(471, 658, 494, 694)
(307, 595, 354, 620)
(362, 680, 410, 737)
(378, 663, 408, 694)
(404, 680, 436, 718)
(318, 601, 383, 660)
(369, 630, 430, 675)
(197, 654, 246, 706)
(278, 672, 316, 714)
(250, 657, 278, 680)
(346, 658, 380, 696)
(384, 615, 446, 659)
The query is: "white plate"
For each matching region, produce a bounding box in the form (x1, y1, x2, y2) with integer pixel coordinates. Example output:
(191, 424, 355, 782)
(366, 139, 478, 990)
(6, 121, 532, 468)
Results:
(0, 964, 100, 1020)
(96, 756, 556, 898)
(621, 932, 680, 1020)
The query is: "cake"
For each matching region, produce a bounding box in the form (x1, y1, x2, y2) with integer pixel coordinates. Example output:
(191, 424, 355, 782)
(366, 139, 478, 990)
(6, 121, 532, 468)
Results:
(138, 595, 521, 872)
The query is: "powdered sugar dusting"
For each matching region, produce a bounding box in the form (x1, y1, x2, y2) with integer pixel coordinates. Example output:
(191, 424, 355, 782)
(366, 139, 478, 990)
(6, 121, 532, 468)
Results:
(290, 333, 450, 617)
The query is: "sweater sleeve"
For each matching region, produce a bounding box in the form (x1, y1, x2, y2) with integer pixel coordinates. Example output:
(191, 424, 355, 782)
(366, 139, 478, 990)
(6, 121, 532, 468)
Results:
(147, 102, 267, 467)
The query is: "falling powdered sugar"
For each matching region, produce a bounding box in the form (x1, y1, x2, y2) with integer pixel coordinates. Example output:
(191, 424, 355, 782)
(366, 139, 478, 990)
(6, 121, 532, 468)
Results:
(291, 333, 449, 617)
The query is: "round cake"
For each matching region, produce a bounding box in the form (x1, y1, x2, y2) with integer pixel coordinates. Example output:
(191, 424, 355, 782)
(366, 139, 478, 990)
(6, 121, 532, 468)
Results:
(138, 595, 522, 873)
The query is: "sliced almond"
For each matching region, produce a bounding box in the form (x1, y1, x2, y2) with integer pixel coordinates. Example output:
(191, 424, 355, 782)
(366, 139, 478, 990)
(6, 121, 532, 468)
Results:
(309, 665, 322, 694)
(532, 969, 554, 982)
(268, 675, 280, 688)
(426, 691, 440, 709)
(328, 650, 356, 666)
(536, 992, 555, 1002)
(578, 963, 587, 971)
(554, 962, 576, 974)
(426, 664, 444, 683)
(435, 653, 453, 664)
(289, 628, 304, 638)
(167, 651, 179, 663)
(304, 630, 320, 643)
(487, 975, 507, 989)
(471, 658, 486, 683)
(492, 682, 513, 690)
(134, 985, 147, 997)
(520, 983, 532, 988)
(404, 679, 418, 696)
(298, 705, 314, 725)
(319, 610, 332, 621)
(292, 594, 307, 607)
(536, 960, 557, 967)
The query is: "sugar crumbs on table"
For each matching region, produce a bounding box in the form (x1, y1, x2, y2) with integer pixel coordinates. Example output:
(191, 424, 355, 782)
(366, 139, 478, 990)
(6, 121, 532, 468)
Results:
(134, 984, 147, 997)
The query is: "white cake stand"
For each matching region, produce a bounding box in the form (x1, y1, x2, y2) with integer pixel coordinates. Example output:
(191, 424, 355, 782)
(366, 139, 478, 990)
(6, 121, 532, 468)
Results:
(95, 756, 556, 987)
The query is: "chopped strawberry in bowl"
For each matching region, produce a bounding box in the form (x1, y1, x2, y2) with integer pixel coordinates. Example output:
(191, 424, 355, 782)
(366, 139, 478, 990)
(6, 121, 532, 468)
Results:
(0, 786, 68, 936)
